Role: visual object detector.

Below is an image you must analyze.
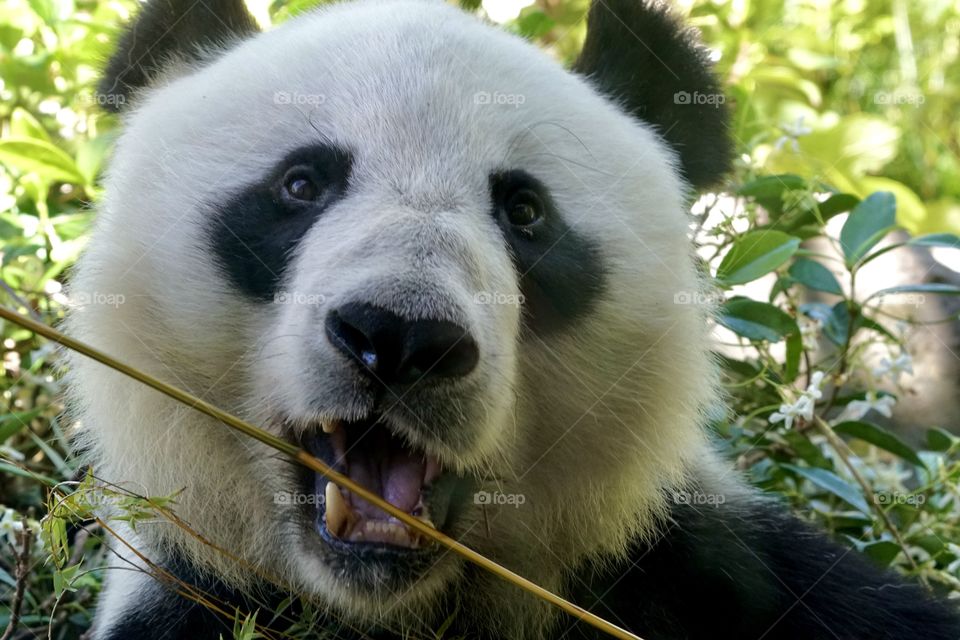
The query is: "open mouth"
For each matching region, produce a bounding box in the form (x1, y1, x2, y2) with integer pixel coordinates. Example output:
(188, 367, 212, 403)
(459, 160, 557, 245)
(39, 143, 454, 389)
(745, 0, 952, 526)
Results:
(304, 416, 453, 551)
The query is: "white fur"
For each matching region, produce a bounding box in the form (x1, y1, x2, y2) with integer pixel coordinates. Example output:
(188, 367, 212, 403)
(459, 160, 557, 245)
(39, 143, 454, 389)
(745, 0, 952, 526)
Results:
(66, 0, 722, 636)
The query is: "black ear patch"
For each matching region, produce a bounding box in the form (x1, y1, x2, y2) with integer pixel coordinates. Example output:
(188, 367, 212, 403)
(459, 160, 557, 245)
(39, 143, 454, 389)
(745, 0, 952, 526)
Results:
(98, 0, 259, 112)
(573, 0, 732, 190)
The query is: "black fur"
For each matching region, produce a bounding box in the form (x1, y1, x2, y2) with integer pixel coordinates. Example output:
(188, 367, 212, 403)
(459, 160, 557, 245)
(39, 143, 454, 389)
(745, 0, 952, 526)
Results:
(560, 498, 960, 640)
(96, 497, 960, 640)
(95, 555, 271, 639)
(490, 169, 606, 333)
(208, 144, 353, 300)
(98, 0, 258, 111)
(573, 0, 732, 190)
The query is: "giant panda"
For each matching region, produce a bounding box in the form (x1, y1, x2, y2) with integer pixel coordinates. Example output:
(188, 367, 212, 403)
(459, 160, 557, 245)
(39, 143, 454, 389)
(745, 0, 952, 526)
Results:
(63, 0, 960, 638)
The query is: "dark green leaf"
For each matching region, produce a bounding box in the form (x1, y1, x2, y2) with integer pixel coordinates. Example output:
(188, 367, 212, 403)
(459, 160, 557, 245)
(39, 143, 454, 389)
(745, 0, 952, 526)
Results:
(784, 332, 801, 382)
(926, 428, 957, 452)
(788, 258, 843, 295)
(862, 540, 902, 567)
(717, 298, 799, 342)
(839, 192, 896, 266)
(817, 193, 860, 218)
(832, 421, 925, 467)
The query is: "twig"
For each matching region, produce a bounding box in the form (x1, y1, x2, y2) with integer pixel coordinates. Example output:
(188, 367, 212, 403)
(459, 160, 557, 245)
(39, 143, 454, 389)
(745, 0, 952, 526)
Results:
(1, 523, 34, 640)
(812, 415, 921, 575)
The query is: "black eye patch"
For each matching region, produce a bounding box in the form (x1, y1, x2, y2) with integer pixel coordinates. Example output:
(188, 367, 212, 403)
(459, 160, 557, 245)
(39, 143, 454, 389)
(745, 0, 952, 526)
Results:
(207, 144, 352, 301)
(489, 170, 605, 333)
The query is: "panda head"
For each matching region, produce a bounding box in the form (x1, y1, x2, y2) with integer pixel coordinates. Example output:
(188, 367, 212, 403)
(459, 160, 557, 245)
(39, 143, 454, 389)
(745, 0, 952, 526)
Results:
(71, 0, 730, 626)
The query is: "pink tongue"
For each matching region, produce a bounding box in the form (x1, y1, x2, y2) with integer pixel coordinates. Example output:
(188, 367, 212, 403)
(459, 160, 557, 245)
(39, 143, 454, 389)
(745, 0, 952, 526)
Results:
(350, 445, 424, 518)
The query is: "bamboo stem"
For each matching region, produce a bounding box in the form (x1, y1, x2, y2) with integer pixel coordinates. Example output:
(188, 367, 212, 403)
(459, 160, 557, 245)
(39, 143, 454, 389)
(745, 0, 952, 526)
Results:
(0, 305, 642, 640)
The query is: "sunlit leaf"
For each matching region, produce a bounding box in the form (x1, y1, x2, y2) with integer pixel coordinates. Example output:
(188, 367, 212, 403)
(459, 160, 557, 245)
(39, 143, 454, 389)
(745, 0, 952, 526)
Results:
(0, 137, 85, 184)
(716, 230, 801, 285)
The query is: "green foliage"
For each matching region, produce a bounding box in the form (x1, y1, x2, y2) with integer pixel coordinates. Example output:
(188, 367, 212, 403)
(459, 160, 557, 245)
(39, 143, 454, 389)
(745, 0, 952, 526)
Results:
(1, 0, 959, 638)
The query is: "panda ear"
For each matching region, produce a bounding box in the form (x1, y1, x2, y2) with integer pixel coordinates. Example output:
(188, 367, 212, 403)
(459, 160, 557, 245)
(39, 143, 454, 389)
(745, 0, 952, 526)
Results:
(573, 0, 732, 190)
(98, 0, 259, 112)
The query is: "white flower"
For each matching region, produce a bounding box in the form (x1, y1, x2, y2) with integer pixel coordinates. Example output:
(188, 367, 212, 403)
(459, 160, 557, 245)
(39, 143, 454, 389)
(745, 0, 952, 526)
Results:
(946, 543, 960, 575)
(873, 352, 913, 384)
(769, 371, 825, 429)
(804, 371, 825, 402)
(769, 395, 815, 430)
(838, 392, 897, 421)
(0, 507, 24, 546)
(774, 116, 813, 152)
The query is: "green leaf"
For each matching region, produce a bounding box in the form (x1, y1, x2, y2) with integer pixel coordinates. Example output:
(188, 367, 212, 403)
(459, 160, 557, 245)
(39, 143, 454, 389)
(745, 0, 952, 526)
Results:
(0, 137, 85, 184)
(926, 428, 957, 452)
(908, 233, 960, 249)
(845, 538, 902, 567)
(854, 315, 897, 341)
(859, 232, 960, 267)
(717, 298, 799, 342)
(832, 421, 924, 467)
(10, 107, 50, 142)
(839, 192, 897, 266)
(716, 230, 801, 285)
(818, 193, 861, 218)
(784, 332, 801, 382)
(788, 258, 843, 295)
(738, 174, 807, 198)
(782, 464, 870, 514)
(0, 409, 42, 441)
(865, 283, 960, 303)
(799, 302, 851, 345)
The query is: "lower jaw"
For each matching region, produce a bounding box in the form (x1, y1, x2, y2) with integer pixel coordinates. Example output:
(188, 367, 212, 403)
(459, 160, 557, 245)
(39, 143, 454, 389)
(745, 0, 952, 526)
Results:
(295, 471, 474, 588)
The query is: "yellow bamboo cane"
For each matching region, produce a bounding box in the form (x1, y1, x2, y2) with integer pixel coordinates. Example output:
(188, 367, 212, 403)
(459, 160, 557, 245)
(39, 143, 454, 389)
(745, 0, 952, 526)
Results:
(0, 304, 643, 640)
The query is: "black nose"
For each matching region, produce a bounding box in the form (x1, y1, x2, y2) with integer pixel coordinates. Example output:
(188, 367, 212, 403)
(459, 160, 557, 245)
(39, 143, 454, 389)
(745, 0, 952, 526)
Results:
(325, 302, 479, 385)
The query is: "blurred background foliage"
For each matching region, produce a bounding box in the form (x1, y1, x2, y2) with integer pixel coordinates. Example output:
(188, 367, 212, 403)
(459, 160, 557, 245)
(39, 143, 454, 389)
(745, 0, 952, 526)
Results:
(1, 0, 959, 638)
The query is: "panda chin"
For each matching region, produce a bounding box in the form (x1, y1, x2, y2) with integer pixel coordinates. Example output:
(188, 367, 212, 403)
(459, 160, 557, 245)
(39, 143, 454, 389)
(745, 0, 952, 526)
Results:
(302, 416, 463, 558)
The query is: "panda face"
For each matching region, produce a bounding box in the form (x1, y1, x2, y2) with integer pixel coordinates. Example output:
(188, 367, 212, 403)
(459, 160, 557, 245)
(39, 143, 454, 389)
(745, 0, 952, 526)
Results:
(71, 0, 730, 626)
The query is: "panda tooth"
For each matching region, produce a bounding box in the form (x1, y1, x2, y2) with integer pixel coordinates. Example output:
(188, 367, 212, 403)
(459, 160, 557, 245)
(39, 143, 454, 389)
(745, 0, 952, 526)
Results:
(325, 482, 348, 538)
(321, 419, 337, 434)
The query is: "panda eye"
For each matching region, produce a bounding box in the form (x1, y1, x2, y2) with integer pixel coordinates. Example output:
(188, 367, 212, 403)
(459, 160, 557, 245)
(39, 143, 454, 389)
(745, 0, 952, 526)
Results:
(505, 189, 544, 227)
(281, 167, 322, 203)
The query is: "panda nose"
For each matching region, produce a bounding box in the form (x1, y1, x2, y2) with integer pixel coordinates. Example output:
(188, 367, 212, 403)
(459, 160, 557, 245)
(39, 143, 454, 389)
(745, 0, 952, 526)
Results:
(325, 302, 479, 385)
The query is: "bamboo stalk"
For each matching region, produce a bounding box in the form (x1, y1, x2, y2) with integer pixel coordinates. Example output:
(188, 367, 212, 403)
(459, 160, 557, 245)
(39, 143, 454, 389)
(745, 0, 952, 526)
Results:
(0, 305, 642, 640)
